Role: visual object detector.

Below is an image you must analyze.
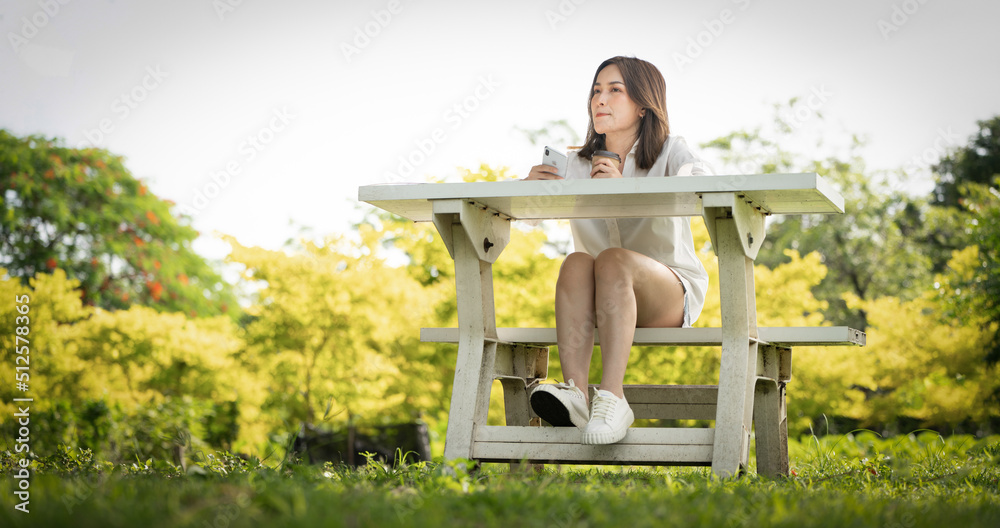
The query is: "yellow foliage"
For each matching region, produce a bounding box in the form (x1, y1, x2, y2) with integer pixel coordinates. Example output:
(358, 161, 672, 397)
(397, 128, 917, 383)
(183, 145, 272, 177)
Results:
(1, 268, 259, 448)
(842, 278, 999, 427)
(62, 306, 247, 404)
(225, 232, 444, 429)
(1, 268, 90, 418)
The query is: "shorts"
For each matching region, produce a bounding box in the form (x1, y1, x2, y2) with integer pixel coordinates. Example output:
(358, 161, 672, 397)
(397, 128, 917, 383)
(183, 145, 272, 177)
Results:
(679, 277, 693, 328)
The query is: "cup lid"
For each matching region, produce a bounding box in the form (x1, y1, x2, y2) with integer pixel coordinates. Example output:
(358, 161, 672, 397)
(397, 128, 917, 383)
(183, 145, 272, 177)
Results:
(592, 150, 621, 162)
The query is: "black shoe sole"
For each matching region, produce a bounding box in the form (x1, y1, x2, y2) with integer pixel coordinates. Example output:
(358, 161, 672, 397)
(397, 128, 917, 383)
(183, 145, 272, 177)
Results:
(530, 391, 575, 427)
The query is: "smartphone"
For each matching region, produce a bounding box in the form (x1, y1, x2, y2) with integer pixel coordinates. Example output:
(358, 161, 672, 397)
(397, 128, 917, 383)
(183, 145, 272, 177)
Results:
(541, 146, 568, 177)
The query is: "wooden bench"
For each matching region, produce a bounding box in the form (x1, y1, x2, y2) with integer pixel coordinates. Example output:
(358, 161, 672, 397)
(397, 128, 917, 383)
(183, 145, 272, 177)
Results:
(422, 326, 865, 475)
(360, 173, 859, 477)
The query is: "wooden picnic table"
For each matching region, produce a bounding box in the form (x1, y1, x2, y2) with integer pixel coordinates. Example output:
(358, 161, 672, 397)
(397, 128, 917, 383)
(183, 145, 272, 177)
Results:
(358, 173, 864, 477)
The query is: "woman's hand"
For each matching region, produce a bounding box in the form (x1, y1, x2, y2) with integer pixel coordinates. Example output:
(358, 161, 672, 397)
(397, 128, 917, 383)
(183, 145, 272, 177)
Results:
(523, 164, 564, 180)
(590, 159, 622, 179)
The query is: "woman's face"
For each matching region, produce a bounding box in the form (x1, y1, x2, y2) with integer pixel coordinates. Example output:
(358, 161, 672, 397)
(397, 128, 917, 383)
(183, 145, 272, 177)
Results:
(591, 64, 643, 138)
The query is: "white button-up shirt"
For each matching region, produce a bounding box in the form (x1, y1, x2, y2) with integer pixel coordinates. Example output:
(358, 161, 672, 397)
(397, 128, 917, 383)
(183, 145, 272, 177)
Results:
(565, 135, 711, 326)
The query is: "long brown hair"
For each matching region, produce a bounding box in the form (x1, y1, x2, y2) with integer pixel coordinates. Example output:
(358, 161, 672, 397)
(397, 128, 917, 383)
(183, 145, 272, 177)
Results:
(578, 56, 669, 171)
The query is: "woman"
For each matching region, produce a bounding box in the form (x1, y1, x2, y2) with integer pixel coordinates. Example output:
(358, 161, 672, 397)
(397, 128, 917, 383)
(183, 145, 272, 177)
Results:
(523, 56, 711, 445)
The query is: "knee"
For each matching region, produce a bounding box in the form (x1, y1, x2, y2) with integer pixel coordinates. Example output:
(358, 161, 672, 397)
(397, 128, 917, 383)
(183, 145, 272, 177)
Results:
(594, 248, 632, 282)
(557, 252, 594, 287)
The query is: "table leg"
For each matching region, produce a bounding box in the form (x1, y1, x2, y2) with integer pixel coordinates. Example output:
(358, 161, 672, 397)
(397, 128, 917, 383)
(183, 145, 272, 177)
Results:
(711, 216, 759, 478)
(442, 221, 500, 461)
(754, 378, 789, 477)
(754, 343, 790, 477)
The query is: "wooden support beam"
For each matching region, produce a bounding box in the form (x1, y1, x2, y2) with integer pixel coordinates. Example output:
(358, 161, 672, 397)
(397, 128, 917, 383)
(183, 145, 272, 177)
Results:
(753, 378, 789, 477)
(593, 384, 719, 421)
(472, 426, 715, 465)
(493, 343, 548, 381)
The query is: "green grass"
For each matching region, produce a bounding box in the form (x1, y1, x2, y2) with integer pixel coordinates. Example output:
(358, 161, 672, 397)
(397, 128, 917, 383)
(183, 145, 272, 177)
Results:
(2, 432, 998, 527)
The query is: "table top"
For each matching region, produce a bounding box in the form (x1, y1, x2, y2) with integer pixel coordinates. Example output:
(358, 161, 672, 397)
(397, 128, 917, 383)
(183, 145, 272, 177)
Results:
(358, 173, 844, 222)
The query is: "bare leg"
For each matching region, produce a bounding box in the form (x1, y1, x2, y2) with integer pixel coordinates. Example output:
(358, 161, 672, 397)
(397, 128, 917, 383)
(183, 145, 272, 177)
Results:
(593, 248, 686, 398)
(555, 252, 596, 402)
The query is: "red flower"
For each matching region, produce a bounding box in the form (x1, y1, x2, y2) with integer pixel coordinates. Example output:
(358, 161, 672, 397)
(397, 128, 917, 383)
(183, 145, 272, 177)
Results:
(46, 257, 58, 269)
(147, 281, 163, 300)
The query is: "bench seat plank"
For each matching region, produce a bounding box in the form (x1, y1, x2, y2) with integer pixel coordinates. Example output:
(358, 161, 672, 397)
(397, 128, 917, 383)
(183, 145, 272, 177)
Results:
(422, 326, 866, 347)
(473, 426, 715, 465)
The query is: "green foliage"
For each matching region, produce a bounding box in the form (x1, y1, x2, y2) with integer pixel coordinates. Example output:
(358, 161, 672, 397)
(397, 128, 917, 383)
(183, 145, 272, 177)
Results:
(703, 124, 932, 329)
(924, 118, 1000, 364)
(932, 116, 1000, 209)
(950, 180, 1000, 363)
(0, 129, 238, 318)
(700, 113, 1000, 430)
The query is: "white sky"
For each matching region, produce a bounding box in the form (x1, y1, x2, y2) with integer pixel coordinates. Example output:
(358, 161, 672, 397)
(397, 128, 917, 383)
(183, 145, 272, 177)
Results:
(2, 0, 999, 260)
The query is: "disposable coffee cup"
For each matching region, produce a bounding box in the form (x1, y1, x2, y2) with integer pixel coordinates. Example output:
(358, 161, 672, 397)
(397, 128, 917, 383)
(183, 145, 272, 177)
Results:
(592, 150, 621, 169)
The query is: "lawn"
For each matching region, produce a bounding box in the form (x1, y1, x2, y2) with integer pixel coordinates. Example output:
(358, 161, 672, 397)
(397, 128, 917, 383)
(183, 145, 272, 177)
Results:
(2, 432, 998, 527)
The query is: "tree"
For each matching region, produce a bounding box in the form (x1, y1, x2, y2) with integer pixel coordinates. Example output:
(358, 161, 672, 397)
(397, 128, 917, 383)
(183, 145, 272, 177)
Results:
(839, 245, 1000, 430)
(0, 129, 237, 317)
(701, 125, 932, 329)
(928, 117, 1000, 364)
(951, 180, 1000, 364)
(226, 233, 440, 428)
(0, 267, 256, 460)
(932, 116, 1000, 209)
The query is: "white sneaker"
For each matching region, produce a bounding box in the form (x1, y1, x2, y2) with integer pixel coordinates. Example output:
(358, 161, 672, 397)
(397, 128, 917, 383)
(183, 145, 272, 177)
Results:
(530, 380, 589, 428)
(581, 389, 634, 445)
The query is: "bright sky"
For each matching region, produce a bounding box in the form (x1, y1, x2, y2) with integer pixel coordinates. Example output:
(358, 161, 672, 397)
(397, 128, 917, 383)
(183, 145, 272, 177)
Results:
(2, 0, 999, 260)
